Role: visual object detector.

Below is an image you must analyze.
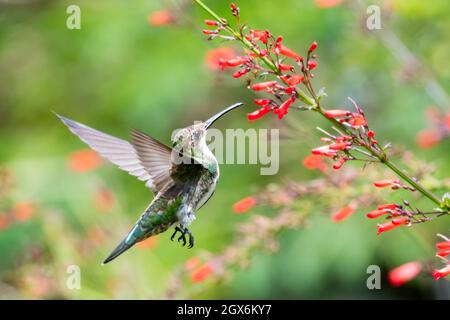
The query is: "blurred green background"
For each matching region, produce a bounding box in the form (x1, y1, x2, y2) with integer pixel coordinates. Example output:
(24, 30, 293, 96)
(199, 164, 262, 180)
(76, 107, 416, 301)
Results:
(0, 0, 449, 299)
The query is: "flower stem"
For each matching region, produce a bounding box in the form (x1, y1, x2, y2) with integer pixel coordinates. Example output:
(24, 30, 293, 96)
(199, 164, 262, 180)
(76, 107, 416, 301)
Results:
(192, 0, 447, 210)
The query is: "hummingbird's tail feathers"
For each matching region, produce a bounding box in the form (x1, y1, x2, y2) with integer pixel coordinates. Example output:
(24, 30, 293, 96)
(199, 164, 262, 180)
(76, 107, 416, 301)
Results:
(54, 113, 157, 192)
(103, 240, 133, 264)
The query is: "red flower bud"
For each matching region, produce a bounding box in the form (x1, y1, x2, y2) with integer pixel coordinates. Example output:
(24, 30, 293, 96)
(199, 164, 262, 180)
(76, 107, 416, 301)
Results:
(273, 96, 295, 119)
(308, 60, 318, 70)
(436, 241, 450, 250)
(329, 142, 350, 150)
(368, 130, 375, 138)
(202, 29, 218, 35)
(332, 157, 346, 170)
(373, 179, 400, 188)
(432, 265, 450, 281)
(324, 109, 350, 118)
(247, 105, 271, 121)
(331, 205, 355, 222)
(377, 218, 408, 235)
(392, 217, 409, 225)
(285, 74, 304, 86)
(251, 81, 277, 91)
(254, 99, 271, 106)
(204, 19, 219, 26)
(233, 196, 257, 213)
(308, 41, 318, 53)
(366, 209, 389, 219)
(279, 63, 294, 71)
(388, 262, 422, 287)
(276, 44, 300, 59)
(232, 68, 250, 78)
(377, 204, 398, 211)
(225, 57, 247, 67)
(312, 146, 337, 158)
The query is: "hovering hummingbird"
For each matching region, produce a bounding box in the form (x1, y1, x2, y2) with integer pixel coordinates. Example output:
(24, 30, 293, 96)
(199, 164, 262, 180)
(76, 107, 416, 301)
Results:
(56, 102, 243, 264)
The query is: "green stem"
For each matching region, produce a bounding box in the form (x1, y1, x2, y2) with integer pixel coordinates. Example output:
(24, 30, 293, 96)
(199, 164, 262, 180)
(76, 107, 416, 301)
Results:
(192, 0, 446, 210)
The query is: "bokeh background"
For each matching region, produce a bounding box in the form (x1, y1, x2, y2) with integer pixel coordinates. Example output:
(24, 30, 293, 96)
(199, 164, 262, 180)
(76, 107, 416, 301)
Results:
(0, 0, 449, 299)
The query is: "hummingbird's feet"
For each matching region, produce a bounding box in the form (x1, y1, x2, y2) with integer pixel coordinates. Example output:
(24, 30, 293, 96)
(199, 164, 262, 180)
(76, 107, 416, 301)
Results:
(170, 225, 194, 249)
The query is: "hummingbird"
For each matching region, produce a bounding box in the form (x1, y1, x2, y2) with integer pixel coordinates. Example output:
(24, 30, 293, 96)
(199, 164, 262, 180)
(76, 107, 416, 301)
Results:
(56, 102, 244, 264)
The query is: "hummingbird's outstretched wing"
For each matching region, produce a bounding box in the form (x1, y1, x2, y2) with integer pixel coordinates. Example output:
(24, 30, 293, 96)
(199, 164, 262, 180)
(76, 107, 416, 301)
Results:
(56, 114, 156, 192)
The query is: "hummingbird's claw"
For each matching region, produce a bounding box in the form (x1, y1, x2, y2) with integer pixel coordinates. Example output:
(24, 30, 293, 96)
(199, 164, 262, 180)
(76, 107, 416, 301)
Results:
(172, 225, 194, 249)
(170, 226, 183, 241)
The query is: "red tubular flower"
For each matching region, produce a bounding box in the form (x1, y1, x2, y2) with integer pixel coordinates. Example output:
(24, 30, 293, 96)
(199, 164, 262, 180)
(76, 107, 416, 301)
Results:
(204, 19, 219, 26)
(202, 29, 218, 35)
(308, 60, 318, 70)
(436, 241, 450, 250)
(392, 217, 409, 225)
(278, 63, 294, 71)
(348, 114, 367, 128)
(331, 205, 355, 222)
(232, 68, 250, 78)
(378, 204, 398, 210)
(247, 105, 271, 121)
(308, 41, 318, 53)
(416, 130, 440, 149)
(251, 81, 277, 91)
(332, 157, 346, 170)
(437, 249, 450, 258)
(254, 99, 271, 106)
(205, 47, 236, 71)
(373, 179, 400, 188)
(366, 209, 389, 219)
(368, 130, 375, 138)
(324, 109, 350, 118)
(225, 57, 247, 67)
(273, 96, 295, 119)
(312, 146, 337, 158)
(432, 265, 450, 281)
(250, 29, 269, 44)
(388, 262, 422, 287)
(285, 74, 304, 86)
(377, 218, 408, 235)
(329, 142, 350, 150)
(233, 196, 257, 213)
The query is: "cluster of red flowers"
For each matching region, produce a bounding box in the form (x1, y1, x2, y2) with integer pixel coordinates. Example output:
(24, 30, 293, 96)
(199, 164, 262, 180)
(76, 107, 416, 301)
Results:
(202, 4, 319, 121)
(433, 235, 450, 281)
(310, 102, 381, 171)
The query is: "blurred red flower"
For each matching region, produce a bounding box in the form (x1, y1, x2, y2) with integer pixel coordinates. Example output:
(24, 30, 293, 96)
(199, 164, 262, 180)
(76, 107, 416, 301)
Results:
(388, 262, 422, 287)
(68, 149, 103, 173)
(0, 214, 9, 230)
(302, 154, 327, 172)
(331, 205, 355, 222)
(416, 130, 441, 149)
(314, 0, 343, 8)
(148, 10, 174, 26)
(185, 257, 201, 272)
(95, 188, 116, 213)
(204, 47, 236, 71)
(232, 196, 256, 214)
(190, 263, 214, 283)
(12, 202, 34, 222)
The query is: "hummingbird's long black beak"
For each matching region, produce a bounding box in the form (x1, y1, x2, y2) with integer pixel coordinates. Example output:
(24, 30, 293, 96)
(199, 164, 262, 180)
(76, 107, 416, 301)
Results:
(204, 102, 244, 129)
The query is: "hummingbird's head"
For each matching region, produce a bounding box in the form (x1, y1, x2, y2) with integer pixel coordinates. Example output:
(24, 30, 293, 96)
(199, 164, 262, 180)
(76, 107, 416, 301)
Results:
(171, 102, 244, 159)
